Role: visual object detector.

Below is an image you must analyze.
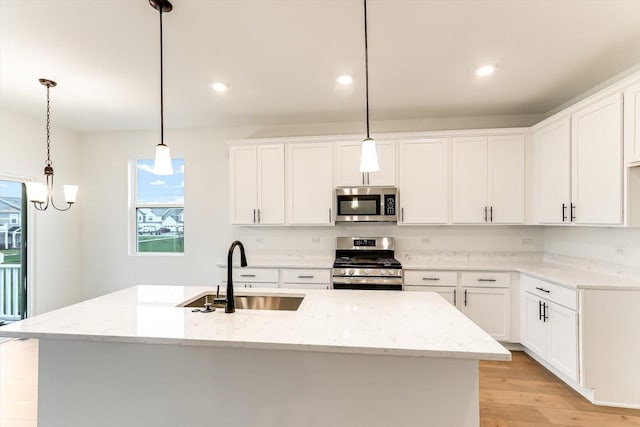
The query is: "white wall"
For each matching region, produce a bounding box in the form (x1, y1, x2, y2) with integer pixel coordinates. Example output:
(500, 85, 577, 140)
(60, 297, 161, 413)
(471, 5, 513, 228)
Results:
(544, 226, 640, 269)
(0, 109, 81, 315)
(79, 120, 544, 299)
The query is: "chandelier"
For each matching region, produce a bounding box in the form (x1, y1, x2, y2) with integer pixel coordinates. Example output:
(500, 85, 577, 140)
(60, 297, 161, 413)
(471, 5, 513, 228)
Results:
(26, 79, 78, 211)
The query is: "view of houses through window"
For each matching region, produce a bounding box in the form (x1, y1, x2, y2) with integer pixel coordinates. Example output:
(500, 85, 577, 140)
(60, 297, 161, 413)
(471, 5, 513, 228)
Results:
(135, 159, 184, 253)
(0, 179, 26, 322)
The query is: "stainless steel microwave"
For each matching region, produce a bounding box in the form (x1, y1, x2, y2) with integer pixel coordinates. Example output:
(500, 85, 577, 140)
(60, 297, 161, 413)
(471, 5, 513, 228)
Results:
(335, 187, 398, 222)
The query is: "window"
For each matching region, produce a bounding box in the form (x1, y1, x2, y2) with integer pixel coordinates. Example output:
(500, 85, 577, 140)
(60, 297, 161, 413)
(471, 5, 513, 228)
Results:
(134, 159, 184, 254)
(0, 179, 27, 321)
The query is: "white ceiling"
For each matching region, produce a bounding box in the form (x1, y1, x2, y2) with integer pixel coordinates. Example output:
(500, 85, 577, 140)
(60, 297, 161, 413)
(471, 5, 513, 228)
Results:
(1, 0, 640, 133)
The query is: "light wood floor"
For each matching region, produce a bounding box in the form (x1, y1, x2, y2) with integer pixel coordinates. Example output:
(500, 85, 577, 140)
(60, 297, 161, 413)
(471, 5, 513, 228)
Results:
(480, 351, 640, 426)
(0, 340, 639, 426)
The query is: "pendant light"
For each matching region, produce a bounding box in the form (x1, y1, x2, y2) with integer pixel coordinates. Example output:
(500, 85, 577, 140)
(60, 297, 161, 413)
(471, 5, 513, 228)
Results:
(359, 0, 380, 173)
(26, 79, 78, 211)
(150, 0, 174, 176)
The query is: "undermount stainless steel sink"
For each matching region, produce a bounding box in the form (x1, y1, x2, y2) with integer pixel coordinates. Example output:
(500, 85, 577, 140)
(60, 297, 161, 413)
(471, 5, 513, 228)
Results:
(180, 293, 304, 311)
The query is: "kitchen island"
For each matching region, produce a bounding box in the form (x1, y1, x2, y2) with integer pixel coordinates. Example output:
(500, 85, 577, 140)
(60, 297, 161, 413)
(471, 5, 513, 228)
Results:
(0, 285, 510, 427)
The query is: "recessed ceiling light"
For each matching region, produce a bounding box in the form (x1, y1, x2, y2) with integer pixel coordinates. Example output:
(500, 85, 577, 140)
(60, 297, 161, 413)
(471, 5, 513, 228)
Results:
(337, 74, 354, 85)
(476, 65, 496, 77)
(211, 82, 229, 93)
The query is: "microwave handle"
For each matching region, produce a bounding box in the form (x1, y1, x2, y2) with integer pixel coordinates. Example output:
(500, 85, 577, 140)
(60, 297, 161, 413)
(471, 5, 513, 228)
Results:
(329, 208, 332, 223)
(401, 207, 404, 222)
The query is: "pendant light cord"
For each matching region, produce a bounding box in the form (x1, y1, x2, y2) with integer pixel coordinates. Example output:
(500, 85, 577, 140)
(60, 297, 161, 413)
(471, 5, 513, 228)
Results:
(159, 6, 165, 146)
(45, 84, 52, 166)
(364, 0, 370, 139)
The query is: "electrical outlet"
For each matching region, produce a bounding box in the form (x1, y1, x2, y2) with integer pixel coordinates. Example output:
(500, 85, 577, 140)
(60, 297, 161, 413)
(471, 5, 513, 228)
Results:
(255, 237, 264, 244)
(521, 238, 533, 246)
(614, 247, 627, 256)
(421, 238, 431, 244)
(311, 237, 321, 244)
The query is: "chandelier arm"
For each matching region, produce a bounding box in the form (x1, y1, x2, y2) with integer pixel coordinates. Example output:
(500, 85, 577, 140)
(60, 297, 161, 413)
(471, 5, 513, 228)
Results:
(47, 174, 72, 212)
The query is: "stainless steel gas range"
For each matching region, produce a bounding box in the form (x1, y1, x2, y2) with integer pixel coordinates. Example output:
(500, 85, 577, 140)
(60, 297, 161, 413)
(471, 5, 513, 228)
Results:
(332, 237, 403, 291)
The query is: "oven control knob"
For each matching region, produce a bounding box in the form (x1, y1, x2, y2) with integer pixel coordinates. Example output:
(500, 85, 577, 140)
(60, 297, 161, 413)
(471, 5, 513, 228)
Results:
(341, 269, 347, 275)
(380, 270, 386, 275)
(348, 269, 355, 276)
(364, 269, 372, 275)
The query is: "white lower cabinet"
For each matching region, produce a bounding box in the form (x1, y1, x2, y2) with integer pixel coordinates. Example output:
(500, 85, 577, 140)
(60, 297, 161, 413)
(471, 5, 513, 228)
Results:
(280, 268, 331, 290)
(404, 285, 457, 306)
(520, 275, 579, 383)
(460, 286, 510, 341)
(218, 267, 279, 289)
(404, 270, 511, 341)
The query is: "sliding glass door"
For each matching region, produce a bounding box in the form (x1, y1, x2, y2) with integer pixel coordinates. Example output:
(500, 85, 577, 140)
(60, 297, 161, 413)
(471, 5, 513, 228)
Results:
(0, 180, 27, 322)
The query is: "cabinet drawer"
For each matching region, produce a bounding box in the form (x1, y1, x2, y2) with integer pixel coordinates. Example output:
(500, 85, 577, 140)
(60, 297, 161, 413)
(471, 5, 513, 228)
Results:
(521, 275, 577, 311)
(219, 267, 279, 283)
(460, 271, 510, 288)
(280, 282, 330, 290)
(281, 268, 331, 284)
(403, 270, 458, 286)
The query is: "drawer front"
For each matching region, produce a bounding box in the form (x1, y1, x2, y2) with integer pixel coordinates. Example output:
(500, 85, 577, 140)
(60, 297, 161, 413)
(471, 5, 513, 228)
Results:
(280, 282, 331, 290)
(219, 267, 279, 283)
(403, 270, 458, 286)
(460, 271, 510, 288)
(281, 268, 331, 284)
(521, 275, 577, 311)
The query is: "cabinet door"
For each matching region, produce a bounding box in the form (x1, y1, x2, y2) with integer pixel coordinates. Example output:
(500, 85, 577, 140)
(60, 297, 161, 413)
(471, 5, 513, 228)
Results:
(624, 81, 640, 164)
(461, 287, 510, 341)
(229, 145, 258, 225)
(522, 292, 547, 357)
(488, 135, 525, 224)
(336, 142, 363, 186)
(452, 137, 488, 223)
(257, 144, 285, 224)
(404, 285, 457, 307)
(399, 138, 449, 224)
(571, 93, 623, 224)
(547, 301, 579, 383)
(287, 143, 334, 225)
(368, 141, 396, 186)
(336, 141, 396, 186)
(536, 117, 572, 224)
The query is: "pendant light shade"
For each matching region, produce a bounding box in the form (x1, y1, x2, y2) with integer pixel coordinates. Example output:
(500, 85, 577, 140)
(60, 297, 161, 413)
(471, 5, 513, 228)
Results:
(27, 78, 79, 211)
(359, 0, 380, 174)
(360, 138, 380, 172)
(153, 143, 174, 175)
(150, 0, 174, 176)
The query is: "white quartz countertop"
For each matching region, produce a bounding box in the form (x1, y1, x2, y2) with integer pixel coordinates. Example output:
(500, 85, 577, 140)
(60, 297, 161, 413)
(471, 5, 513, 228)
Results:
(0, 285, 510, 361)
(402, 261, 640, 291)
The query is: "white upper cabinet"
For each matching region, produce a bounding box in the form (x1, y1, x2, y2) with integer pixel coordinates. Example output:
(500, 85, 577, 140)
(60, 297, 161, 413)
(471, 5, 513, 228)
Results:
(571, 93, 623, 225)
(336, 141, 396, 186)
(230, 144, 285, 225)
(398, 138, 450, 224)
(257, 145, 286, 224)
(535, 117, 572, 224)
(230, 145, 258, 225)
(452, 135, 524, 224)
(287, 142, 334, 225)
(488, 135, 525, 224)
(624, 80, 640, 165)
(452, 137, 488, 223)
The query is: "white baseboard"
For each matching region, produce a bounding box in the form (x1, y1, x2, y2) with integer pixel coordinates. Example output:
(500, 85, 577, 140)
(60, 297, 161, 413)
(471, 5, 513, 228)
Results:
(524, 348, 595, 402)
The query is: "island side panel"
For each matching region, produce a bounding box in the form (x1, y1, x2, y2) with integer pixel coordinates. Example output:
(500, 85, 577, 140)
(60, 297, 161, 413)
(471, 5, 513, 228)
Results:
(38, 339, 479, 427)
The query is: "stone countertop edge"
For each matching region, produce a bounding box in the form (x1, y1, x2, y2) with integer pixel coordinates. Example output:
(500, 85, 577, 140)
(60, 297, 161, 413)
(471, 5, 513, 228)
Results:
(0, 286, 511, 362)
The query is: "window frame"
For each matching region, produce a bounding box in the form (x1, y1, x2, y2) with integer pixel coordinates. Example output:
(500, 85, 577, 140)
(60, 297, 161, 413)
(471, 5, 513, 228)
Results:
(129, 159, 185, 256)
